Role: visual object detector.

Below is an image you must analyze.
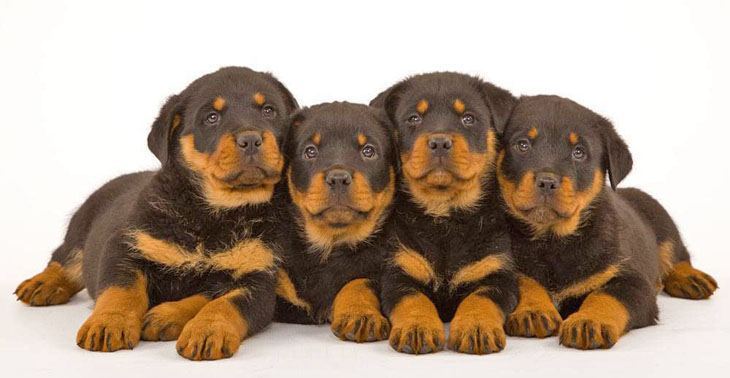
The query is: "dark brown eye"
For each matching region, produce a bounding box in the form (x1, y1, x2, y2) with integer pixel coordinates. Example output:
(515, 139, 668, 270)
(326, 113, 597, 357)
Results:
(516, 139, 531, 152)
(572, 146, 586, 160)
(303, 145, 318, 159)
(361, 144, 377, 159)
(262, 105, 276, 118)
(205, 112, 219, 125)
(462, 113, 475, 125)
(406, 114, 422, 125)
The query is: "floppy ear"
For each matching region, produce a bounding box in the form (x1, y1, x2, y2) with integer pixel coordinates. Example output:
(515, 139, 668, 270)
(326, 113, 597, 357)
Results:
(264, 73, 299, 115)
(369, 82, 405, 125)
(147, 94, 184, 164)
(479, 82, 517, 134)
(598, 117, 633, 189)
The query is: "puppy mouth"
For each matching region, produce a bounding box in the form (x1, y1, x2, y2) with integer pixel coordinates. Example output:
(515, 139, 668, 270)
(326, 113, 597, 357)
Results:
(515, 198, 576, 223)
(310, 206, 370, 228)
(214, 166, 280, 189)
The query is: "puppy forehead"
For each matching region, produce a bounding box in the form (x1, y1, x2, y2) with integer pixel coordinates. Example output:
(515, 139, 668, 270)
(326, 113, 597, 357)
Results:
(507, 96, 601, 139)
(297, 104, 387, 144)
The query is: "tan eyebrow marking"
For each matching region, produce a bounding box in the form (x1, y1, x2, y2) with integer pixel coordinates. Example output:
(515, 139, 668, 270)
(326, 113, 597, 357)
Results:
(528, 127, 538, 139)
(253, 92, 266, 106)
(312, 132, 321, 145)
(453, 99, 465, 114)
(416, 99, 429, 114)
(212, 96, 226, 111)
(569, 132, 579, 145)
(357, 133, 367, 146)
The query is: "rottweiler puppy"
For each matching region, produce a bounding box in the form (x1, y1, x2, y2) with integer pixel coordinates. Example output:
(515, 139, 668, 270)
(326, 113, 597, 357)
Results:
(273, 102, 396, 343)
(14, 66, 298, 360)
(498, 95, 718, 349)
(370, 72, 519, 354)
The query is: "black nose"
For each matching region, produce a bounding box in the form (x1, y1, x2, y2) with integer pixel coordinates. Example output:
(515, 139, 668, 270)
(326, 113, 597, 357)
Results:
(236, 131, 262, 155)
(325, 169, 352, 190)
(535, 172, 560, 195)
(428, 134, 452, 156)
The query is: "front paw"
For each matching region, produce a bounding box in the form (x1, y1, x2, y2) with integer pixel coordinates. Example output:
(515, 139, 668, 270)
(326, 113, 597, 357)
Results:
(506, 307, 562, 338)
(142, 303, 190, 341)
(448, 316, 506, 355)
(76, 312, 141, 352)
(389, 319, 445, 354)
(331, 311, 390, 343)
(559, 313, 620, 350)
(176, 318, 241, 361)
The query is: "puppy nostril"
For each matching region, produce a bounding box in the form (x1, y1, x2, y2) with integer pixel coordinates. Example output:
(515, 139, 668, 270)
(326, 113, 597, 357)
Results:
(443, 140, 452, 149)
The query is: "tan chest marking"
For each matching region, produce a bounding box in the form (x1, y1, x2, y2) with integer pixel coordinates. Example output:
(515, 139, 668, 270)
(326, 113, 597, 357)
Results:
(392, 245, 436, 286)
(551, 264, 620, 303)
(130, 231, 276, 278)
(449, 253, 510, 290)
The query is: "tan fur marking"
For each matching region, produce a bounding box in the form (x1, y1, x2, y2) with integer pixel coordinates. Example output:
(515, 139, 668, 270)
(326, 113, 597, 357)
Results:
(393, 245, 436, 285)
(448, 289, 506, 354)
(176, 289, 249, 360)
(416, 99, 429, 114)
(312, 132, 321, 145)
(275, 270, 312, 314)
(552, 264, 620, 303)
(288, 168, 395, 256)
(172, 114, 182, 130)
(453, 99, 466, 114)
(76, 271, 149, 351)
(213, 96, 226, 111)
(401, 130, 497, 217)
(180, 132, 283, 209)
(15, 259, 84, 306)
(389, 292, 445, 354)
(498, 154, 605, 237)
(663, 261, 718, 299)
(449, 254, 509, 289)
(559, 292, 629, 349)
(657, 241, 675, 278)
(357, 133, 367, 146)
(131, 231, 276, 278)
(528, 127, 538, 139)
(253, 92, 266, 106)
(569, 132, 579, 145)
(142, 294, 210, 341)
(506, 275, 562, 338)
(330, 278, 389, 342)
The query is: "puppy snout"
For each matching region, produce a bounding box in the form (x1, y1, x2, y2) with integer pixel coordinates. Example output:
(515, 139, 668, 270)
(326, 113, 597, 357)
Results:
(236, 131, 263, 156)
(536, 172, 560, 195)
(428, 134, 452, 156)
(325, 169, 352, 191)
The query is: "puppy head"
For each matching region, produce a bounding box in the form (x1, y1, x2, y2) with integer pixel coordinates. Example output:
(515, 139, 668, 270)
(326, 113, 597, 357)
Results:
(147, 66, 298, 209)
(371, 72, 516, 217)
(286, 102, 396, 253)
(497, 95, 632, 237)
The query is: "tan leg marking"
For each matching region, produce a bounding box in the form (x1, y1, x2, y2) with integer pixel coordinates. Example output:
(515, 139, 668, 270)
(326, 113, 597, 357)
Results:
(76, 271, 149, 352)
(448, 289, 506, 354)
(506, 276, 562, 338)
(330, 279, 390, 343)
(559, 292, 628, 350)
(142, 295, 210, 341)
(388, 292, 445, 354)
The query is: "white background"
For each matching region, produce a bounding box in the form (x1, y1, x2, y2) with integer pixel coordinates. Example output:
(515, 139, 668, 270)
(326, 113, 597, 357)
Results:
(1, 0, 728, 377)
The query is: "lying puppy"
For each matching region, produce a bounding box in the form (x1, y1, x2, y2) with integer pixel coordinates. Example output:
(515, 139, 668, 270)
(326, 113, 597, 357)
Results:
(370, 72, 519, 354)
(498, 95, 718, 349)
(14, 67, 298, 360)
(274, 102, 396, 343)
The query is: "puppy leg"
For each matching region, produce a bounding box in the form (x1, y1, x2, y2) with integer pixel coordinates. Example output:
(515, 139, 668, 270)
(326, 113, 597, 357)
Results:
(559, 273, 656, 349)
(16, 246, 84, 306)
(663, 260, 717, 300)
(330, 279, 390, 343)
(387, 292, 445, 354)
(176, 272, 276, 361)
(76, 270, 149, 352)
(507, 275, 562, 338)
(142, 294, 210, 341)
